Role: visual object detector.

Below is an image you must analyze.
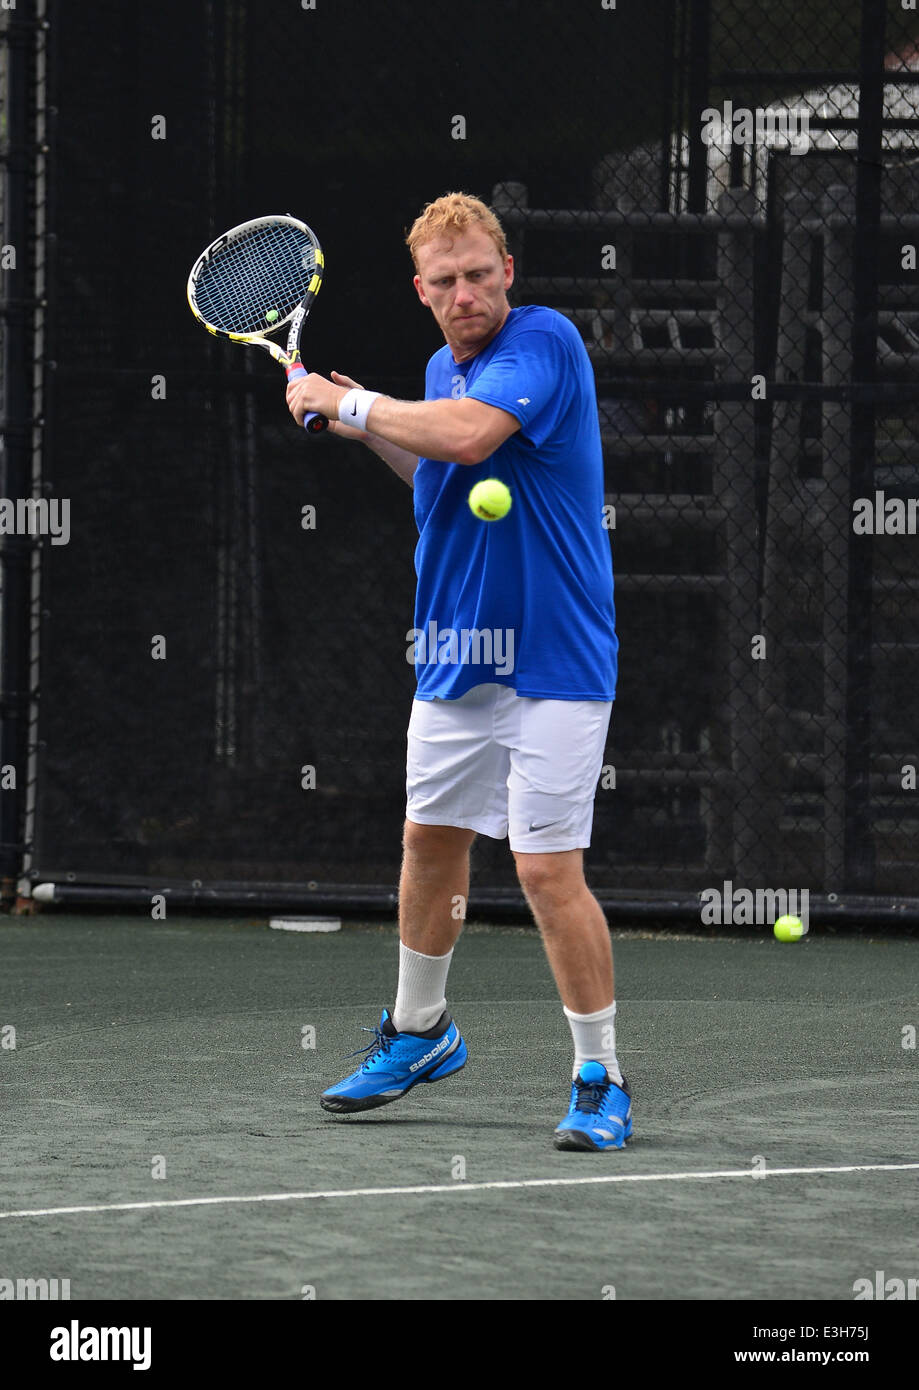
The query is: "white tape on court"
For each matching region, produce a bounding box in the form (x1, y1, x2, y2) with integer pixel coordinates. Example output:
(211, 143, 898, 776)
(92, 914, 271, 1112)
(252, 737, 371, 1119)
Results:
(1, 1162, 917, 1221)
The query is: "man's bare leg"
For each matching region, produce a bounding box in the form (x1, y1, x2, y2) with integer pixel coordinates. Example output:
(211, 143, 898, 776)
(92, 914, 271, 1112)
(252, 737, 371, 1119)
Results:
(393, 820, 475, 1033)
(513, 848, 614, 1010)
(513, 846, 625, 1093)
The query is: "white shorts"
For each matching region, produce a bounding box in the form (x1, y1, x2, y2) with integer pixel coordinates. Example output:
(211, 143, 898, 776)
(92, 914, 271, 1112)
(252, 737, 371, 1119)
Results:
(406, 683, 613, 853)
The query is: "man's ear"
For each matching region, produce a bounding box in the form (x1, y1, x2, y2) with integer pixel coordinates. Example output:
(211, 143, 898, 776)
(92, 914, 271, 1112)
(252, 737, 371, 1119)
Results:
(504, 254, 514, 291)
(413, 273, 430, 308)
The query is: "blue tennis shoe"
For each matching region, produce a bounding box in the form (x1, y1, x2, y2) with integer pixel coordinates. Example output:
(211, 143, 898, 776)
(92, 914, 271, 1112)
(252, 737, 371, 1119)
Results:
(320, 1008, 467, 1113)
(554, 1061, 633, 1150)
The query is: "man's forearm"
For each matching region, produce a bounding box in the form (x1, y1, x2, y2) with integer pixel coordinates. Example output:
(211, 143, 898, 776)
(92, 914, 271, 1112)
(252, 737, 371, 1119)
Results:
(364, 396, 481, 466)
(288, 373, 518, 465)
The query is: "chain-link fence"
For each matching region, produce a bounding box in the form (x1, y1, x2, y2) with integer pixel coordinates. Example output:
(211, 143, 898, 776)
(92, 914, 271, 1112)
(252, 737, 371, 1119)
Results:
(2, 0, 918, 913)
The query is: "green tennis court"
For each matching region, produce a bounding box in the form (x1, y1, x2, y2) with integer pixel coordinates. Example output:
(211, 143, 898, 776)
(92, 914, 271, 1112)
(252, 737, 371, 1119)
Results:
(1, 916, 915, 1302)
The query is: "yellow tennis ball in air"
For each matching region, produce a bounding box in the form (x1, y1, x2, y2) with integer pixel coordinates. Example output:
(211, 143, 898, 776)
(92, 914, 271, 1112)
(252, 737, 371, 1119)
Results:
(774, 915, 806, 942)
(469, 478, 512, 522)
(265, 308, 280, 323)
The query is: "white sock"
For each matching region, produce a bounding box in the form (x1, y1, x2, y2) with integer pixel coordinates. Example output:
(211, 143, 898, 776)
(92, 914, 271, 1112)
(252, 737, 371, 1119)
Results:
(393, 942, 454, 1035)
(563, 1001, 623, 1086)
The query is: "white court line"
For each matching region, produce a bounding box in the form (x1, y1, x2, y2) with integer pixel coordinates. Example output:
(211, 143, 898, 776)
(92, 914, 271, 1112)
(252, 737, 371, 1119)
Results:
(1, 1162, 917, 1221)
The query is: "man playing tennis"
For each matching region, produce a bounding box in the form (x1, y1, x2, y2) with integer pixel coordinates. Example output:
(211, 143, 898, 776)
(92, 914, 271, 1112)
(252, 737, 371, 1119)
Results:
(286, 192, 628, 1150)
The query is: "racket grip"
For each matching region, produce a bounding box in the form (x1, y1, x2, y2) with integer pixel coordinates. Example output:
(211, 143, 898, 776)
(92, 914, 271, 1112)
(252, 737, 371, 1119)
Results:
(285, 363, 328, 434)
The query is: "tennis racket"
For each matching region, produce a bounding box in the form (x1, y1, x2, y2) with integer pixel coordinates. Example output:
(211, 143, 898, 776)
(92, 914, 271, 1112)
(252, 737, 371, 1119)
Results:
(187, 214, 327, 433)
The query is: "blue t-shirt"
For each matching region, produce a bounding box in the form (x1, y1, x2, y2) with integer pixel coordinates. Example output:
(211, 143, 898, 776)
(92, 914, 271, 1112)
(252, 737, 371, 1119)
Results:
(411, 304, 617, 701)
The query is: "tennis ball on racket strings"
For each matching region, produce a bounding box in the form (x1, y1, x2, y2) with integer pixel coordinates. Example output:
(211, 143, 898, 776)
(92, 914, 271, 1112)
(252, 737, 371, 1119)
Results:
(264, 308, 280, 323)
(469, 478, 512, 521)
(774, 914, 806, 942)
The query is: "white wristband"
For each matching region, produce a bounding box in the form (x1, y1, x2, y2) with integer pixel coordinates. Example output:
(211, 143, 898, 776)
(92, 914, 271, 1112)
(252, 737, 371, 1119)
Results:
(338, 388, 382, 432)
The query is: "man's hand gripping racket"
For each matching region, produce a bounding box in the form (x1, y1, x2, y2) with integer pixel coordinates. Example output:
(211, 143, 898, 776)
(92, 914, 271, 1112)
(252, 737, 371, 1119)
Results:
(187, 214, 328, 433)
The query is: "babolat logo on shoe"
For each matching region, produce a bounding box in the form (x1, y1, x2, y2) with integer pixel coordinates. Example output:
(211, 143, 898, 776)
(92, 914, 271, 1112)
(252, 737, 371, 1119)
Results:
(409, 1033, 451, 1073)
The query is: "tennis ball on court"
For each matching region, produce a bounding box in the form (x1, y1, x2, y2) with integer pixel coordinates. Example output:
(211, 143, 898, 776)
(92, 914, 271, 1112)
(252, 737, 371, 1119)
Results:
(264, 308, 280, 323)
(774, 914, 807, 942)
(469, 478, 512, 522)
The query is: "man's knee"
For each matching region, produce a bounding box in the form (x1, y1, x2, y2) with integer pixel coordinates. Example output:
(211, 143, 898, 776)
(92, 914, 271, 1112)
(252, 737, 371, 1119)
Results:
(403, 819, 476, 859)
(514, 849, 585, 906)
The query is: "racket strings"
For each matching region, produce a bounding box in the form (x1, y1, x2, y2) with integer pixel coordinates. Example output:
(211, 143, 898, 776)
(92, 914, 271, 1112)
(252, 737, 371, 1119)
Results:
(193, 221, 317, 335)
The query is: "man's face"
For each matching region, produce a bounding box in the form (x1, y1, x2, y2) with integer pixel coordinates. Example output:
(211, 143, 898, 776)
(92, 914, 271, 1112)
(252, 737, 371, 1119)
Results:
(413, 228, 513, 360)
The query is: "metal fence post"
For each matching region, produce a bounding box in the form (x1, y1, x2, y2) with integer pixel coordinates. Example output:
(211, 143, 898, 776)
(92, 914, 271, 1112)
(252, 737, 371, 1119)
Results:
(714, 187, 764, 880)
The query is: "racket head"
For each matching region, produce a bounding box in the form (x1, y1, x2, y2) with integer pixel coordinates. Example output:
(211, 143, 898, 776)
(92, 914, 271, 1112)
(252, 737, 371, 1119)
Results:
(186, 214, 323, 364)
